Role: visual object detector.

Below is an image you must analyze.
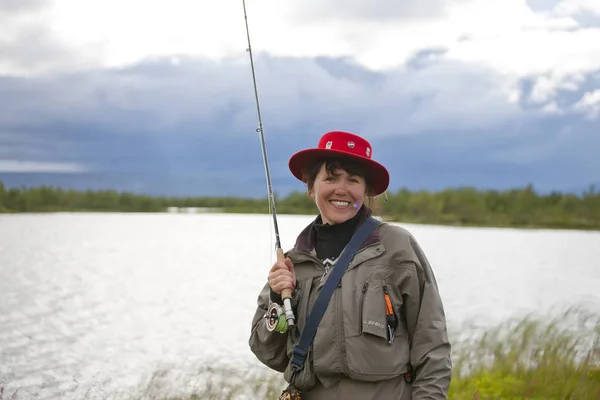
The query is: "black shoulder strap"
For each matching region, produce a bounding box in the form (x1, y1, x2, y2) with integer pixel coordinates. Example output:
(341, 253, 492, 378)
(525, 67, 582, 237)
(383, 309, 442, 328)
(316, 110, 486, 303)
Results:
(289, 216, 382, 373)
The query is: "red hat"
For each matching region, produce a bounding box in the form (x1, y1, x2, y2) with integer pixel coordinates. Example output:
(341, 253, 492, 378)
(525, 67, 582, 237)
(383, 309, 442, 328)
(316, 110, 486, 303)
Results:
(288, 131, 390, 196)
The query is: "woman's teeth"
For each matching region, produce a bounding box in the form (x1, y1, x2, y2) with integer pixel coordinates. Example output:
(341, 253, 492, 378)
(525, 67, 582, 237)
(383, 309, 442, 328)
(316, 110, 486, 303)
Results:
(331, 201, 350, 207)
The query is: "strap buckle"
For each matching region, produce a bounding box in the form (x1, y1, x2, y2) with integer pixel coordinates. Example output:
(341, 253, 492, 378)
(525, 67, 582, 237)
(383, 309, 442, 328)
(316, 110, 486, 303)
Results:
(290, 346, 307, 370)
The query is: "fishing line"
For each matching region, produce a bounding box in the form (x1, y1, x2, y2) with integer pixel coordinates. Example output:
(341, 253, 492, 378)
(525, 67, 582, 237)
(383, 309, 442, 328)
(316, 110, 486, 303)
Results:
(241, 0, 280, 250)
(242, 0, 296, 331)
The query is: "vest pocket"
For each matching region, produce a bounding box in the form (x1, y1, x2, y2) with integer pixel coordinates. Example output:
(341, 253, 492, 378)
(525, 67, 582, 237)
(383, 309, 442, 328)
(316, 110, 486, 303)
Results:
(361, 281, 388, 338)
(345, 279, 409, 381)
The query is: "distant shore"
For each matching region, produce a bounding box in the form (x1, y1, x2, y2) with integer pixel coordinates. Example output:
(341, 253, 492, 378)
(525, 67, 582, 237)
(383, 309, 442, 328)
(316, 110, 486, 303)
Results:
(1, 181, 599, 231)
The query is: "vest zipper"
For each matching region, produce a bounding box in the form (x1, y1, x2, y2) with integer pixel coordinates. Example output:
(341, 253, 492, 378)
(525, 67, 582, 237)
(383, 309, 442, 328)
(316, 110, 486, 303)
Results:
(358, 281, 369, 334)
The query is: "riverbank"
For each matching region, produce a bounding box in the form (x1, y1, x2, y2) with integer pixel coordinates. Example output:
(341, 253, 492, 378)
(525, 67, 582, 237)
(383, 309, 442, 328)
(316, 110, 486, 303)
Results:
(4, 307, 594, 400)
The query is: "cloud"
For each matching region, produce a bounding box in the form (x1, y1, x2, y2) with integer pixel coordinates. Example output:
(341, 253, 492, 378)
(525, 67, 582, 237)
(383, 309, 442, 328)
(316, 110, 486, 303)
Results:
(527, 0, 600, 28)
(0, 53, 598, 195)
(1, 1, 599, 194)
(0, 0, 103, 76)
(528, 74, 583, 104)
(526, 0, 563, 12)
(0, 54, 527, 144)
(554, 0, 600, 28)
(290, 0, 454, 22)
(554, 0, 600, 17)
(573, 89, 600, 118)
(0, 0, 47, 14)
(1, 0, 599, 78)
(0, 160, 87, 173)
(0, 25, 71, 74)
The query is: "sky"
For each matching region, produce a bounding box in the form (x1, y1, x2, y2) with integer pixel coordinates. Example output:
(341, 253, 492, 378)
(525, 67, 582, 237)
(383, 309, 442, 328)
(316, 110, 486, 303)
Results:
(0, 0, 599, 197)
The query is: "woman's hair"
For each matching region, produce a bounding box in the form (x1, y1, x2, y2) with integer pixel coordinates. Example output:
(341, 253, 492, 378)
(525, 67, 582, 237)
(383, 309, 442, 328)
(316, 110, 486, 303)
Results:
(301, 156, 383, 214)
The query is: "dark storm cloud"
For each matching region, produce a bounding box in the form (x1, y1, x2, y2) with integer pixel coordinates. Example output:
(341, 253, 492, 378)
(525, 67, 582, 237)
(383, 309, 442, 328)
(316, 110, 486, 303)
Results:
(0, 54, 598, 196)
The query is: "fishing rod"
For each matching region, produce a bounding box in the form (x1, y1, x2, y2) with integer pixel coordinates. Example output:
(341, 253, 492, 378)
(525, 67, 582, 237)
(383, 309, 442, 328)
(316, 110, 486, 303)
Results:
(241, 0, 296, 332)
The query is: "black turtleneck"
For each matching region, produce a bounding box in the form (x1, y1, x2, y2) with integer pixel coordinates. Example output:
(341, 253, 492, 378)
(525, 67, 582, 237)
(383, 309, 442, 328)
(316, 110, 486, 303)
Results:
(313, 208, 362, 269)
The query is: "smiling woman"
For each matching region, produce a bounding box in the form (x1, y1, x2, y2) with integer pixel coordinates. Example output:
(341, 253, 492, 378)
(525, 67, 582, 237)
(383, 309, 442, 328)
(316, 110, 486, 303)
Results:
(249, 130, 452, 400)
(303, 159, 370, 225)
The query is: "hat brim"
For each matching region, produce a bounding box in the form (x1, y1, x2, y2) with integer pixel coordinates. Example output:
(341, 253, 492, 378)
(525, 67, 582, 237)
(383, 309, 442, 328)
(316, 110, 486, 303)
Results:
(288, 148, 390, 196)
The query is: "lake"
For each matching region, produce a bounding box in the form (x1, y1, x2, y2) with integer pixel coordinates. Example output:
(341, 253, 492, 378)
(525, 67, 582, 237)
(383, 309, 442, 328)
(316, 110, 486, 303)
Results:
(1, 213, 599, 399)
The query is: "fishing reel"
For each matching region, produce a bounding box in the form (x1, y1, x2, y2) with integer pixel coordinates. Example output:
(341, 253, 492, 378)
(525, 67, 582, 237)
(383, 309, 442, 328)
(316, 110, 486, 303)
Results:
(265, 302, 289, 333)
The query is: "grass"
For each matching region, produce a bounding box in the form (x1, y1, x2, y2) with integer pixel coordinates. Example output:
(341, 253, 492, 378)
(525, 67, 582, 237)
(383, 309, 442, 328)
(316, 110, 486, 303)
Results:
(447, 306, 600, 399)
(2, 307, 599, 400)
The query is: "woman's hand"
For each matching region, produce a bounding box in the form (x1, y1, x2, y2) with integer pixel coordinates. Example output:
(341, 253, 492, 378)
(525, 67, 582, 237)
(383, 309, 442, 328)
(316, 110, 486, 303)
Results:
(268, 257, 296, 295)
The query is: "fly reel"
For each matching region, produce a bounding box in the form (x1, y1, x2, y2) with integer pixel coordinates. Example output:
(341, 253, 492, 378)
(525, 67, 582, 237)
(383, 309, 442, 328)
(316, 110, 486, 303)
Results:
(266, 302, 289, 333)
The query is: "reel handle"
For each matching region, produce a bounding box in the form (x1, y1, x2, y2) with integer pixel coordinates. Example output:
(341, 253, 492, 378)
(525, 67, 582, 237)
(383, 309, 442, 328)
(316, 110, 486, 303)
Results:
(277, 247, 296, 329)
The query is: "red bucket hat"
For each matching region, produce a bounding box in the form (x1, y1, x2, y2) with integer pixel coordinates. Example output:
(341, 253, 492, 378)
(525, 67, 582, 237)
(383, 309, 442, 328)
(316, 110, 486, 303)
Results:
(288, 131, 390, 196)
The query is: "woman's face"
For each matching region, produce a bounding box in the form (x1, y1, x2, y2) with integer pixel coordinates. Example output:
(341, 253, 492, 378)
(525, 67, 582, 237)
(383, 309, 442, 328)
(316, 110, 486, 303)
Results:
(309, 163, 367, 225)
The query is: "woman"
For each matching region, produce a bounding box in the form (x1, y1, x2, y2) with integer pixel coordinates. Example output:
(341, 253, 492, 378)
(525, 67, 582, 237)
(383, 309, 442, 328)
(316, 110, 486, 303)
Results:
(249, 131, 452, 399)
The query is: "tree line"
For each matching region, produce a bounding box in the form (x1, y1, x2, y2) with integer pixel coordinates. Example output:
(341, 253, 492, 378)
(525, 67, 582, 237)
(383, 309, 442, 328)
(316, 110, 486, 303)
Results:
(1, 180, 599, 230)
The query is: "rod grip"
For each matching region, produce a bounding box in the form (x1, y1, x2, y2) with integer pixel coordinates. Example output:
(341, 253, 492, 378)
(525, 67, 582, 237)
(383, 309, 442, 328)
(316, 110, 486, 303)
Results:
(277, 247, 293, 300)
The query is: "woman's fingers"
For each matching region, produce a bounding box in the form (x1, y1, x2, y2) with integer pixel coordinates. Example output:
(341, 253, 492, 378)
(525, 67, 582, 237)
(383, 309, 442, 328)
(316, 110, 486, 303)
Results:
(284, 257, 296, 283)
(268, 259, 295, 294)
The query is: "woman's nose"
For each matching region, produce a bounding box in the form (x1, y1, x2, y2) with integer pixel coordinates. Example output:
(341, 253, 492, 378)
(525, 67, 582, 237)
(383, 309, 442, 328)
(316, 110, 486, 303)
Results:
(334, 184, 349, 195)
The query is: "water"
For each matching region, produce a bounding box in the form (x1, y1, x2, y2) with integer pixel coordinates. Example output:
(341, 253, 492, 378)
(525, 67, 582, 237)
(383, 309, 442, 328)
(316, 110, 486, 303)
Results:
(1, 213, 599, 399)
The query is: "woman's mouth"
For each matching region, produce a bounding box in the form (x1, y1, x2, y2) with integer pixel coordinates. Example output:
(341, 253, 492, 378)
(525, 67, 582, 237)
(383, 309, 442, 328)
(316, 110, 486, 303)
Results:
(330, 200, 350, 208)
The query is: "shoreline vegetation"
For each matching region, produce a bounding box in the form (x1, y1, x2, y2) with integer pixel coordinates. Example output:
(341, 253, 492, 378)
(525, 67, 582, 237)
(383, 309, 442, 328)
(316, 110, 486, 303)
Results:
(1, 307, 598, 399)
(1, 181, 600, 230)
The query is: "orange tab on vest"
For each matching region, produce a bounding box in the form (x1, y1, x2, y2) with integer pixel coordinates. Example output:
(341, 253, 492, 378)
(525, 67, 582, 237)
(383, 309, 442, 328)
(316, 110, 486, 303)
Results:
(384, 293, 394, 316)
